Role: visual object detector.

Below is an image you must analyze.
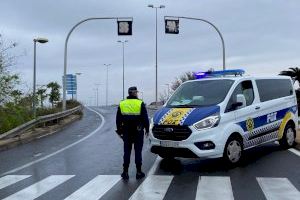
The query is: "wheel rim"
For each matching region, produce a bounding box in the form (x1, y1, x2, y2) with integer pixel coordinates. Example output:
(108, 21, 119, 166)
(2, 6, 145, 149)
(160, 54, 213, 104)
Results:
(227, 140, 242, 163)
(286, 128, 295, 146)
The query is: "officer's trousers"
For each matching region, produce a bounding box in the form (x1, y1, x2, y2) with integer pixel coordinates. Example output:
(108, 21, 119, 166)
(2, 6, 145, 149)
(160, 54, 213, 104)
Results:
(123, 131, 144, 168)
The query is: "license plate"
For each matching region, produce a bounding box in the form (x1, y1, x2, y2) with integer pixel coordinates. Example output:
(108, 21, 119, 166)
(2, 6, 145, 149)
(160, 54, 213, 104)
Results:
(160, 141, 179, 148)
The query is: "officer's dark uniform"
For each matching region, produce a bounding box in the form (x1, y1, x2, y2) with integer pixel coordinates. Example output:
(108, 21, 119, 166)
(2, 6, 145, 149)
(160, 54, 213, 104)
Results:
(116, 87, 149, 179)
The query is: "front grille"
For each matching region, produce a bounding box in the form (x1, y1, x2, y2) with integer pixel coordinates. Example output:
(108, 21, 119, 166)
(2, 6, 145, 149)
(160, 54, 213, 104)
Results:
(152, 125, 192, 141)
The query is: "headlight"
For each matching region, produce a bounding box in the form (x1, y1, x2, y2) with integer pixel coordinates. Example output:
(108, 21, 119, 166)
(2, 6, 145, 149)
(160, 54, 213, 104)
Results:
(193, 114, 220, 130)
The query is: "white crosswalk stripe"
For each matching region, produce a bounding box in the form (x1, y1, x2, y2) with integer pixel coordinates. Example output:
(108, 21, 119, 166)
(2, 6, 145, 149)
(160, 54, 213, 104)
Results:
(3, 175, 74, 200)
(257, 177, 300, 200)
(64, 175, 121, 200)
(196, 176, 234, 200)
(1, 175, 300, 200)
(0, 175, 31, 190)
(129, 175, 174, 200)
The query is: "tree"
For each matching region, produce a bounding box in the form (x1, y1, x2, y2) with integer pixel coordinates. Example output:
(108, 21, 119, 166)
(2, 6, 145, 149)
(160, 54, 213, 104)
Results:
(47, 82, 61, 108)
(171, 71, 195, 91)
(279, 67, 300, 85)
(10, 90, 23, 105)
(0, 34, 20, 104)
(36, 87, 47, 108)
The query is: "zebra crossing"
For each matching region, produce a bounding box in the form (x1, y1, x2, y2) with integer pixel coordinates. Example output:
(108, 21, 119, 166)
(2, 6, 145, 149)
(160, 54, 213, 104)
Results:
(0, 174, 299, 200)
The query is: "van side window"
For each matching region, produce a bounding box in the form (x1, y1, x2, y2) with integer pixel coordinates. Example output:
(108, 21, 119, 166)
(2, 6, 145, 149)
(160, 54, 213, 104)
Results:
(226, 80, 254, 112)
(256, 79, 293, 102)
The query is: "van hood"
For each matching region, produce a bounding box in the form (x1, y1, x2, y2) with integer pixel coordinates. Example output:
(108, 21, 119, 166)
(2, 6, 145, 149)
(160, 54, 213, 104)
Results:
(153, 106, 220, 126)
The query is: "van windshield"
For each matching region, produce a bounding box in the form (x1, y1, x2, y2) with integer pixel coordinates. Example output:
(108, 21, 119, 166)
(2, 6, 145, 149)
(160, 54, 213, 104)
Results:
(167, 79, 234, 108)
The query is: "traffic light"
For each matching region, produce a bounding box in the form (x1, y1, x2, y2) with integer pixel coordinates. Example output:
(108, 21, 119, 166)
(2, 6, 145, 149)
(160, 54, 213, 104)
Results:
(117, 20, 132, 35)
(165, 19, 179, 34)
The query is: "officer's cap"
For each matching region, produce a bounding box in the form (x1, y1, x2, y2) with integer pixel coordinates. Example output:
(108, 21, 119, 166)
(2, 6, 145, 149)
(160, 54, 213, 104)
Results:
(128, 86, 138, 93)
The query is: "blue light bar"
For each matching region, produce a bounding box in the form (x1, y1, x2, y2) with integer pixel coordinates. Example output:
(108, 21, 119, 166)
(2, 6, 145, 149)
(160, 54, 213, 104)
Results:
(194, 69, 245, 79)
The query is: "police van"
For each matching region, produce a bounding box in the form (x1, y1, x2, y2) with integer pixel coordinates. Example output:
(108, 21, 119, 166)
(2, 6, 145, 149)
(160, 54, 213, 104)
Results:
(150, 69, 298, 164)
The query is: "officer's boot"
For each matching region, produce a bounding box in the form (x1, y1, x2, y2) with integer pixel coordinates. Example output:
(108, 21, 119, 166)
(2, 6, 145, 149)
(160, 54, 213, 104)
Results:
(136, 164, 145, 179)
(121, 166, 129, 180)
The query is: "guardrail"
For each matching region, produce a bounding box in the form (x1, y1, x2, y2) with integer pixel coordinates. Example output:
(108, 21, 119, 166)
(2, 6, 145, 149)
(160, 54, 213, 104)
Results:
(0, 105, 83, 140)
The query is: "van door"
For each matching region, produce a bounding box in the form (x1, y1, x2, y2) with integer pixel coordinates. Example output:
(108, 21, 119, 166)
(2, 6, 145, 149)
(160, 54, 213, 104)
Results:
(225, 80, 257, 149)
(254, 79, 296, 142)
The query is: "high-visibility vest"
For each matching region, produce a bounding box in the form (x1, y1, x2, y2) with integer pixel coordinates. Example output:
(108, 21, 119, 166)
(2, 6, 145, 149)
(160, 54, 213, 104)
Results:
(120, 99, 143, 115)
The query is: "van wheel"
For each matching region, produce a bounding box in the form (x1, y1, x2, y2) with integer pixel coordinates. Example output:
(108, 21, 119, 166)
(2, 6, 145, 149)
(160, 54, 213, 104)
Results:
(223, 136, 243, 165)
(279, 124, 296, 149)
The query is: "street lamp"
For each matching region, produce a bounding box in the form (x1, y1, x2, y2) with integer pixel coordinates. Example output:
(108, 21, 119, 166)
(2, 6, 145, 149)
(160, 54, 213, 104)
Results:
(103, 64, 111, 106)
(62, 17, 133, 111)
(75, 72, 82, 100)
(94, 83, 102, 107)
(164, 16, 226, 70)
(33, 37, 48, 118)
(148, 4, 165, 106)
(117, 40, 128, 100)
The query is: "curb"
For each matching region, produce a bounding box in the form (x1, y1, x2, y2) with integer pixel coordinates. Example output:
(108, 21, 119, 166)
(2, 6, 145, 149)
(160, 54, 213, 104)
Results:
(0, 114, 81, 152)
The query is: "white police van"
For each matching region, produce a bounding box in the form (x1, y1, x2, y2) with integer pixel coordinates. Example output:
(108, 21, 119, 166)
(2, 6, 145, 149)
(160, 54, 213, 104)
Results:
(150, 69, 298, 164)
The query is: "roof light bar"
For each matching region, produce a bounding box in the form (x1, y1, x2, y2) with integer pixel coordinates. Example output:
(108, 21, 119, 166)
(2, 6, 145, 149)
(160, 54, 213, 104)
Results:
(194, 69, 245, 79)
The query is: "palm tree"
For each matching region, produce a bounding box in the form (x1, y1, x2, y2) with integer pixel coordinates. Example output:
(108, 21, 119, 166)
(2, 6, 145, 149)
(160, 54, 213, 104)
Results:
(279, 67, 300, 84)
(47, 82, 61, 108)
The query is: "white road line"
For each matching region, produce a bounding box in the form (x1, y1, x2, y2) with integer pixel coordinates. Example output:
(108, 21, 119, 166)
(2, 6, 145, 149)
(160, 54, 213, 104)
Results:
(64, 175, 120, 200)
(3, 175, 74, 200)
(288, 148, 300, 157)
(196, 176, 234, 200)
(147, 156, 162, 175)
(0, 175, 31, 190)
(129, 175, 173, 200)
(257, 177, 300, 200)
(1, 107, 105, 176)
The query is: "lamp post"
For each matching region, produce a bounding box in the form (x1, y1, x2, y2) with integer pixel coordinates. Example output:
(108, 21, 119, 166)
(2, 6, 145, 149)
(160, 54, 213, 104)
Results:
(164, 83, 170, 99)
(62, 17, 133, 111)
(148, 4, 165, 106)
(117, 40, 128, 100)
(104, 64, 111, 106)
(33, 37, 48, 118)
(75, 72, 82, 100)
(94, 83, 102, 107)
(164, 16, 226, 70)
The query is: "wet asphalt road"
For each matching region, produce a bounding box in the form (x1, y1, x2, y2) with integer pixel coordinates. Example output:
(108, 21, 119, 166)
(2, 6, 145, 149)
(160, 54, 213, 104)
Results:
(0, 106, 299, 200)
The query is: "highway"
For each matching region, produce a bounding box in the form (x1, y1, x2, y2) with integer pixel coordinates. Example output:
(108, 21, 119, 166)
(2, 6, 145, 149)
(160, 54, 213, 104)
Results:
(0, 107, 299, 200)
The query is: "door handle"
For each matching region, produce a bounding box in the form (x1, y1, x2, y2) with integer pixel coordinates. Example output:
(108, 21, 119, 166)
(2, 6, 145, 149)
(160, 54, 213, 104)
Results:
(255, 106, 260, 110)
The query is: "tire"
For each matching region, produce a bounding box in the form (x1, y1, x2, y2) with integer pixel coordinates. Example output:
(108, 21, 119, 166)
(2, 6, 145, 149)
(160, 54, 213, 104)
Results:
(223, 135, 243, 165)
(279, 124, 296, 149)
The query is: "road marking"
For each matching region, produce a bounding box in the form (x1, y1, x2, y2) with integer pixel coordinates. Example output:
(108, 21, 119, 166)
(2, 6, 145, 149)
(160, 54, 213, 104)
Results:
(257, 177, 300, 200)
(196, 176, 234, 200)
(129, 175, 173, 200)
(64, 175, 121, 200)
(288, 148, 300, 157)
(0, 175, 31, 190)
(147, 156, 162, 175)
(1, 107, 105, 176)
(3, 175, 74, 200)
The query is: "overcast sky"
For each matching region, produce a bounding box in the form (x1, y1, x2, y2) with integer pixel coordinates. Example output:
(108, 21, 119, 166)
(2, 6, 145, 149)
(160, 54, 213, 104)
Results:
(1, 0, 300, 105)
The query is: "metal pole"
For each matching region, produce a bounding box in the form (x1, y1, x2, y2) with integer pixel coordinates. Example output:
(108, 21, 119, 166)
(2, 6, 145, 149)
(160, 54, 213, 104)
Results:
(106, 65, 108, 106)
(122, 42, 125, 100)
(33, 40, 37, 119)
(155, 8, 158, 106)
(165, 16, 226, 70)
(62, 17, 132, 111)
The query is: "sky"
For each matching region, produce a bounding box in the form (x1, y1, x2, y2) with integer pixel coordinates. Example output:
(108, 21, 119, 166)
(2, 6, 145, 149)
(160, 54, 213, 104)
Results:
(0, 0, 300, 106)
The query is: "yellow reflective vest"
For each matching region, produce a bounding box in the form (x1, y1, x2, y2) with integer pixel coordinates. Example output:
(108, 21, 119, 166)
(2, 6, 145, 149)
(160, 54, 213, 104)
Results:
(119, 99, 143, 115)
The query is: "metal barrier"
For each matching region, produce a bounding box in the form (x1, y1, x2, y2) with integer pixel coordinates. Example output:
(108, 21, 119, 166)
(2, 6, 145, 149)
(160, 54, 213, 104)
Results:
(0, 105, 83, 140)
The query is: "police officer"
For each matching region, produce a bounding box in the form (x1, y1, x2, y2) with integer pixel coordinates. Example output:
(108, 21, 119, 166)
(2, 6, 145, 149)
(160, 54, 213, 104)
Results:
(116, 86, 149, 180)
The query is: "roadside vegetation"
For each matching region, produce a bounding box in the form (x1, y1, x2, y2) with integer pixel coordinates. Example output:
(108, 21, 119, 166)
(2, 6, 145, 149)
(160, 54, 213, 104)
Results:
(0, 34, 81, 135)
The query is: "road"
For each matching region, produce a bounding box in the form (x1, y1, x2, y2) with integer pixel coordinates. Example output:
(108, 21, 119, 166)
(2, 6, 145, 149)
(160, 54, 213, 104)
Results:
(0, 107, 299, 200)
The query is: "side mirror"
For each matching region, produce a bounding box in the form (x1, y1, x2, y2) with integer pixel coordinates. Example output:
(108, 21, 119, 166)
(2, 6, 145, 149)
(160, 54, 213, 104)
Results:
(235, 94, 246, 109)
